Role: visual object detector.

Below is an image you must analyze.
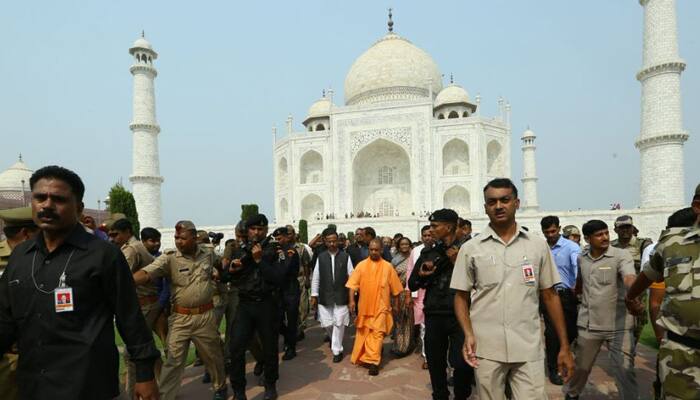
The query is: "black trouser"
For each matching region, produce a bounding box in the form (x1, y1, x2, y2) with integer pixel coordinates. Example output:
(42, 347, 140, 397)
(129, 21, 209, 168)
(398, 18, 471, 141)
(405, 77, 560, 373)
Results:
(424, 314, 474, 400)
(229, 297, 280, 390)
(542, 287, 578, 373)
(279, 290, 300, 349)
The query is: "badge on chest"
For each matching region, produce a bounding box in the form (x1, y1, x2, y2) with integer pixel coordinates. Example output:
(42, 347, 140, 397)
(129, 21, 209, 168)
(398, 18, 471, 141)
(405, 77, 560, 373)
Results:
(54, 273, 74, 312)
(521, 258, 536, 286)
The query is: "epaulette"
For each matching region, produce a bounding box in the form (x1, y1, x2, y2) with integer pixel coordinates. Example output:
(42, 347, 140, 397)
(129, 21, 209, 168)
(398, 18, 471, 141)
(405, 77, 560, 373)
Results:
(164, 248, 177, 255)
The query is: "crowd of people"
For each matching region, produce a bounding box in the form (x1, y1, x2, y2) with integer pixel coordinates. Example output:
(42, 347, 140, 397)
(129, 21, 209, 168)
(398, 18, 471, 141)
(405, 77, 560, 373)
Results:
(0, 165, 698, 400)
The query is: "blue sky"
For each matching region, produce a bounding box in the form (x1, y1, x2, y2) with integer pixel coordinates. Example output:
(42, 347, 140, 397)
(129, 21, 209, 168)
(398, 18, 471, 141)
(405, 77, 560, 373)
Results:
(1, 1, 698, 226)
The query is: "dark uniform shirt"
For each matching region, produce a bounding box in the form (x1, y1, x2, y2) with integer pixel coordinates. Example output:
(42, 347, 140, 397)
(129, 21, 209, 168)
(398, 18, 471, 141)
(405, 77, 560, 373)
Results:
(223, 239, 289, 300)
(0, 224, 159, 400)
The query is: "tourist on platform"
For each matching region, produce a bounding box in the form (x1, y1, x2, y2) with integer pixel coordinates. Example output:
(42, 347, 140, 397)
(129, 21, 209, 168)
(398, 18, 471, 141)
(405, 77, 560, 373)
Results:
(0, 165, 160, 399)
(405, 225, 434, 369)
(133, 220, 227, 400)
(563, 220, 640, 400)
(346, 239, 404, 375)
(540, 215, 580, 386)
(390, 236, 415, 356)
(310, 228, 354, 363)
(409, 209, 474, 400)
(452, 178, 574, 399)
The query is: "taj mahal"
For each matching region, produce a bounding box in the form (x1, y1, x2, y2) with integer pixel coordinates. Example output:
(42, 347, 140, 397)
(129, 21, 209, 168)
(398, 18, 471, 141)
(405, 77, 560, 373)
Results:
(0, 1, 689, 246)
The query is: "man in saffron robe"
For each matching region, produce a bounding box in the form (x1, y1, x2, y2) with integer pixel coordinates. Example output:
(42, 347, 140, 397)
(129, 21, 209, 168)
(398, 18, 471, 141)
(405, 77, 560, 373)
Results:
(346, 238, 404, 375)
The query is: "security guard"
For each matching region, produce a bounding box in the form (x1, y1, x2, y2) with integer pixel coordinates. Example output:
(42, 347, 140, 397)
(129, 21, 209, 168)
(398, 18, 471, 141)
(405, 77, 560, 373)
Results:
(133, 220, 227, 400)
(612, 215, 653, 344)
(108, 218, 160, 398)
(562, 225, 582, 246)
(0, 207, 38, 400)
(222, 214, 289, 400)
(272, 226, 300, 360)
(626, 184, 700, 399)
(285, 225, 312, 341)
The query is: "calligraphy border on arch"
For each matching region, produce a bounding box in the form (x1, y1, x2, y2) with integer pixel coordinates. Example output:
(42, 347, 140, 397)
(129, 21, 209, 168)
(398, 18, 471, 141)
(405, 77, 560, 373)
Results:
(350, 127, 412, 156)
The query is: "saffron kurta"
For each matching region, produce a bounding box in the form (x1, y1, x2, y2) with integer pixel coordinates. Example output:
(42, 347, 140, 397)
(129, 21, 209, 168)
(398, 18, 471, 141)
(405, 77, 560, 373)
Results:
(346, 258, 404, 366)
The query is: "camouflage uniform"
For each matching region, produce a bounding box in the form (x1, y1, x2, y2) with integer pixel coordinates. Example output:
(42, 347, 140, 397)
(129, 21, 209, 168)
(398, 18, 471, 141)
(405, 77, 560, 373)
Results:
(643, 226, 700, 399)
(613, 234, 653, 342)
(296, 243, 311, 335)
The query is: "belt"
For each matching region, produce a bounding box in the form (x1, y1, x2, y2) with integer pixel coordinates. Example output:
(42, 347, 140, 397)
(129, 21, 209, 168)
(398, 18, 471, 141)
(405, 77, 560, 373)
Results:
(173, 302, 214, 315)
(138, 295, 159, 306)
(667, 331, 700, 350)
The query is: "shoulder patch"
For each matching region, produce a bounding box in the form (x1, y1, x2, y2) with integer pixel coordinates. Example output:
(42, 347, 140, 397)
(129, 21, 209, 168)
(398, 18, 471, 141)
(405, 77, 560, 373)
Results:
(164, 249, 177, 255)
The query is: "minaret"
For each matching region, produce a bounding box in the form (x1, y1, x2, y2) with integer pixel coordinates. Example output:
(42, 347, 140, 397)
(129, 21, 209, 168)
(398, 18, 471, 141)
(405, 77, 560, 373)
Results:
(636, 0, 688, 208)
(521, 128, 539, 212)
(128, 33, 163, 228)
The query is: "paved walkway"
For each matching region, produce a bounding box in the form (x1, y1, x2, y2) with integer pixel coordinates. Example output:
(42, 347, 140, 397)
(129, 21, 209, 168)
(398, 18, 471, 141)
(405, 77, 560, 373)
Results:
(175, 321, 657, 399)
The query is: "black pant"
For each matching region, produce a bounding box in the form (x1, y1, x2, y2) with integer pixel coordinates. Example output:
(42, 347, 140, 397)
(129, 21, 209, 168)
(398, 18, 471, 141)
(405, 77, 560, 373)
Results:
(542, 288, 578, 373)
(228, 297, 280, 390)
(279, 291, 300, 349)
(425, 314, 474, 400)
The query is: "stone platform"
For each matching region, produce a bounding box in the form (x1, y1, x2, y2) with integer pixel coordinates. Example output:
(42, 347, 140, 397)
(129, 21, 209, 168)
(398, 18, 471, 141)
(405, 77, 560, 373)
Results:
(175, 320, 657, 399)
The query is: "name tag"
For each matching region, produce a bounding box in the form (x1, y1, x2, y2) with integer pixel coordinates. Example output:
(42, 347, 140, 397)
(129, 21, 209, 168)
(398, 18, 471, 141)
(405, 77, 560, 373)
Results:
(55, 287, 74, 312)
(522, 263, 536, 286)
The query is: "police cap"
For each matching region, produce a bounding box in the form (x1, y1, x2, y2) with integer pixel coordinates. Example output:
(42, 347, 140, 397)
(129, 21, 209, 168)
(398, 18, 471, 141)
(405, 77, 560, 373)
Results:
(614, 215, 634, 228)
(429, 208, 459, 224)
(245, 214, 268, 229)
(0, 207, 35, 228)
(272, 226, 289, 237)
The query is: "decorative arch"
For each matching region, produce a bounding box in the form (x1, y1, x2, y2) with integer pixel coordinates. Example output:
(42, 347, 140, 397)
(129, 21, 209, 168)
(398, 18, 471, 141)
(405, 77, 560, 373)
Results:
(442, 138, 469, 176)
(300, 193, 324, 221)
(353, 139, 411, 216)
(448, 110, 459, 119)
(487, 140, 504, 176)
(279, 198, 289, 221)
(443, 185, 470, 217)
(437, 113, 445, 120)
(300, 150, 323, 184)
(277, 157, 288, 185)
(315, 123, 325, 131)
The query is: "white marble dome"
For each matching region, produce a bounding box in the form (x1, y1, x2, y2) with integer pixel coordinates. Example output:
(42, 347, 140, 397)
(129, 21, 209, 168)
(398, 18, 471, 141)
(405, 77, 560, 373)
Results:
(132, 37, 152, 50)
(306, 96, 332, 119)
(435, 84, 471, 108)
(522, 128, 536, 139)
(344, 33, 443, 106)
(0, 157, 32, 192)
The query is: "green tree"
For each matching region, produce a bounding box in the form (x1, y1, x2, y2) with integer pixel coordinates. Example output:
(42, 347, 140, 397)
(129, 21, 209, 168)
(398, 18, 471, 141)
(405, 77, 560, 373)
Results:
(240, 204, 259, 222)
(107, 183, 140, 237)
(298, 220, 308, 243)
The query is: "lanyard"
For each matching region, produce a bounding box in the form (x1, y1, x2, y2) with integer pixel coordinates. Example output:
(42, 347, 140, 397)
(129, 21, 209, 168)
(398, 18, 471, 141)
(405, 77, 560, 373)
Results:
(31, 249, 75, 294)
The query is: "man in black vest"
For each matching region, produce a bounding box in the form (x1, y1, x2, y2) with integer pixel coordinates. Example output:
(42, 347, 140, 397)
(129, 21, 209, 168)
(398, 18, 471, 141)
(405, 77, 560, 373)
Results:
(310, 228, 354, 363)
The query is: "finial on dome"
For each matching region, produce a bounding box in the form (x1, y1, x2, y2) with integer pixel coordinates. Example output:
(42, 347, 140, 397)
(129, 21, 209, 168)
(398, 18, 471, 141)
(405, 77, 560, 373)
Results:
(141, 30, 145, 38)
(450, 73, 454, 84)
(387, 8, 394, 32)
(322, 89, 326, 98)
(18, 153, 22, 162)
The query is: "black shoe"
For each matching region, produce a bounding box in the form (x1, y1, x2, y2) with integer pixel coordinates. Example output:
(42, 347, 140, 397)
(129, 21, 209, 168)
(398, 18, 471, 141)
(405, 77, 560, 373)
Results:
(232, 388, 247, 400)
(253, 362, 264, 376)
(263, 383, 278, 400)
(564, 395, 579, 400)
(297, 330, 305, 341)
(368, 364, 379, 376)
(202, 371, 211, 384)
(212, 388, 227, 400)
(549, 371, 564, 386)
(282, 347, 297, 361)
(332, 353, 344, 363)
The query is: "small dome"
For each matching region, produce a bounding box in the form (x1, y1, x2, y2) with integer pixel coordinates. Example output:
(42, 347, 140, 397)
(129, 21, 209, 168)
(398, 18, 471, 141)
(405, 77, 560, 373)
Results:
(344, 33, 443, 105)
(522, 128, 536, 139)
(306, 96, 332, 119)
(434, 84, 471, 108)
(0, 157, 33, 193)
(132, 37, 152, 50)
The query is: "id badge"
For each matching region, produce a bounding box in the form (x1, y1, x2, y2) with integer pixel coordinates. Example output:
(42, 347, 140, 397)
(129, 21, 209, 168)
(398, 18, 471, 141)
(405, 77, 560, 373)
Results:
(522, 262, 536, 286)
(55, 287, 74, 312)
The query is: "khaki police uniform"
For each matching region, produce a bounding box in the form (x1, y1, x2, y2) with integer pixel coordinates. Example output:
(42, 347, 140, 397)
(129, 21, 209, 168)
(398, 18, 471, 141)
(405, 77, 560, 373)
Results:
(143, 244, 226, 400)
(121, 235, 159, 398)
(451, 224, 560, 400)
(564, 246, 638, 399)
(0, 206, 35, 400)
(295, 242, 311, 334)
(644, 225, 700, 399)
